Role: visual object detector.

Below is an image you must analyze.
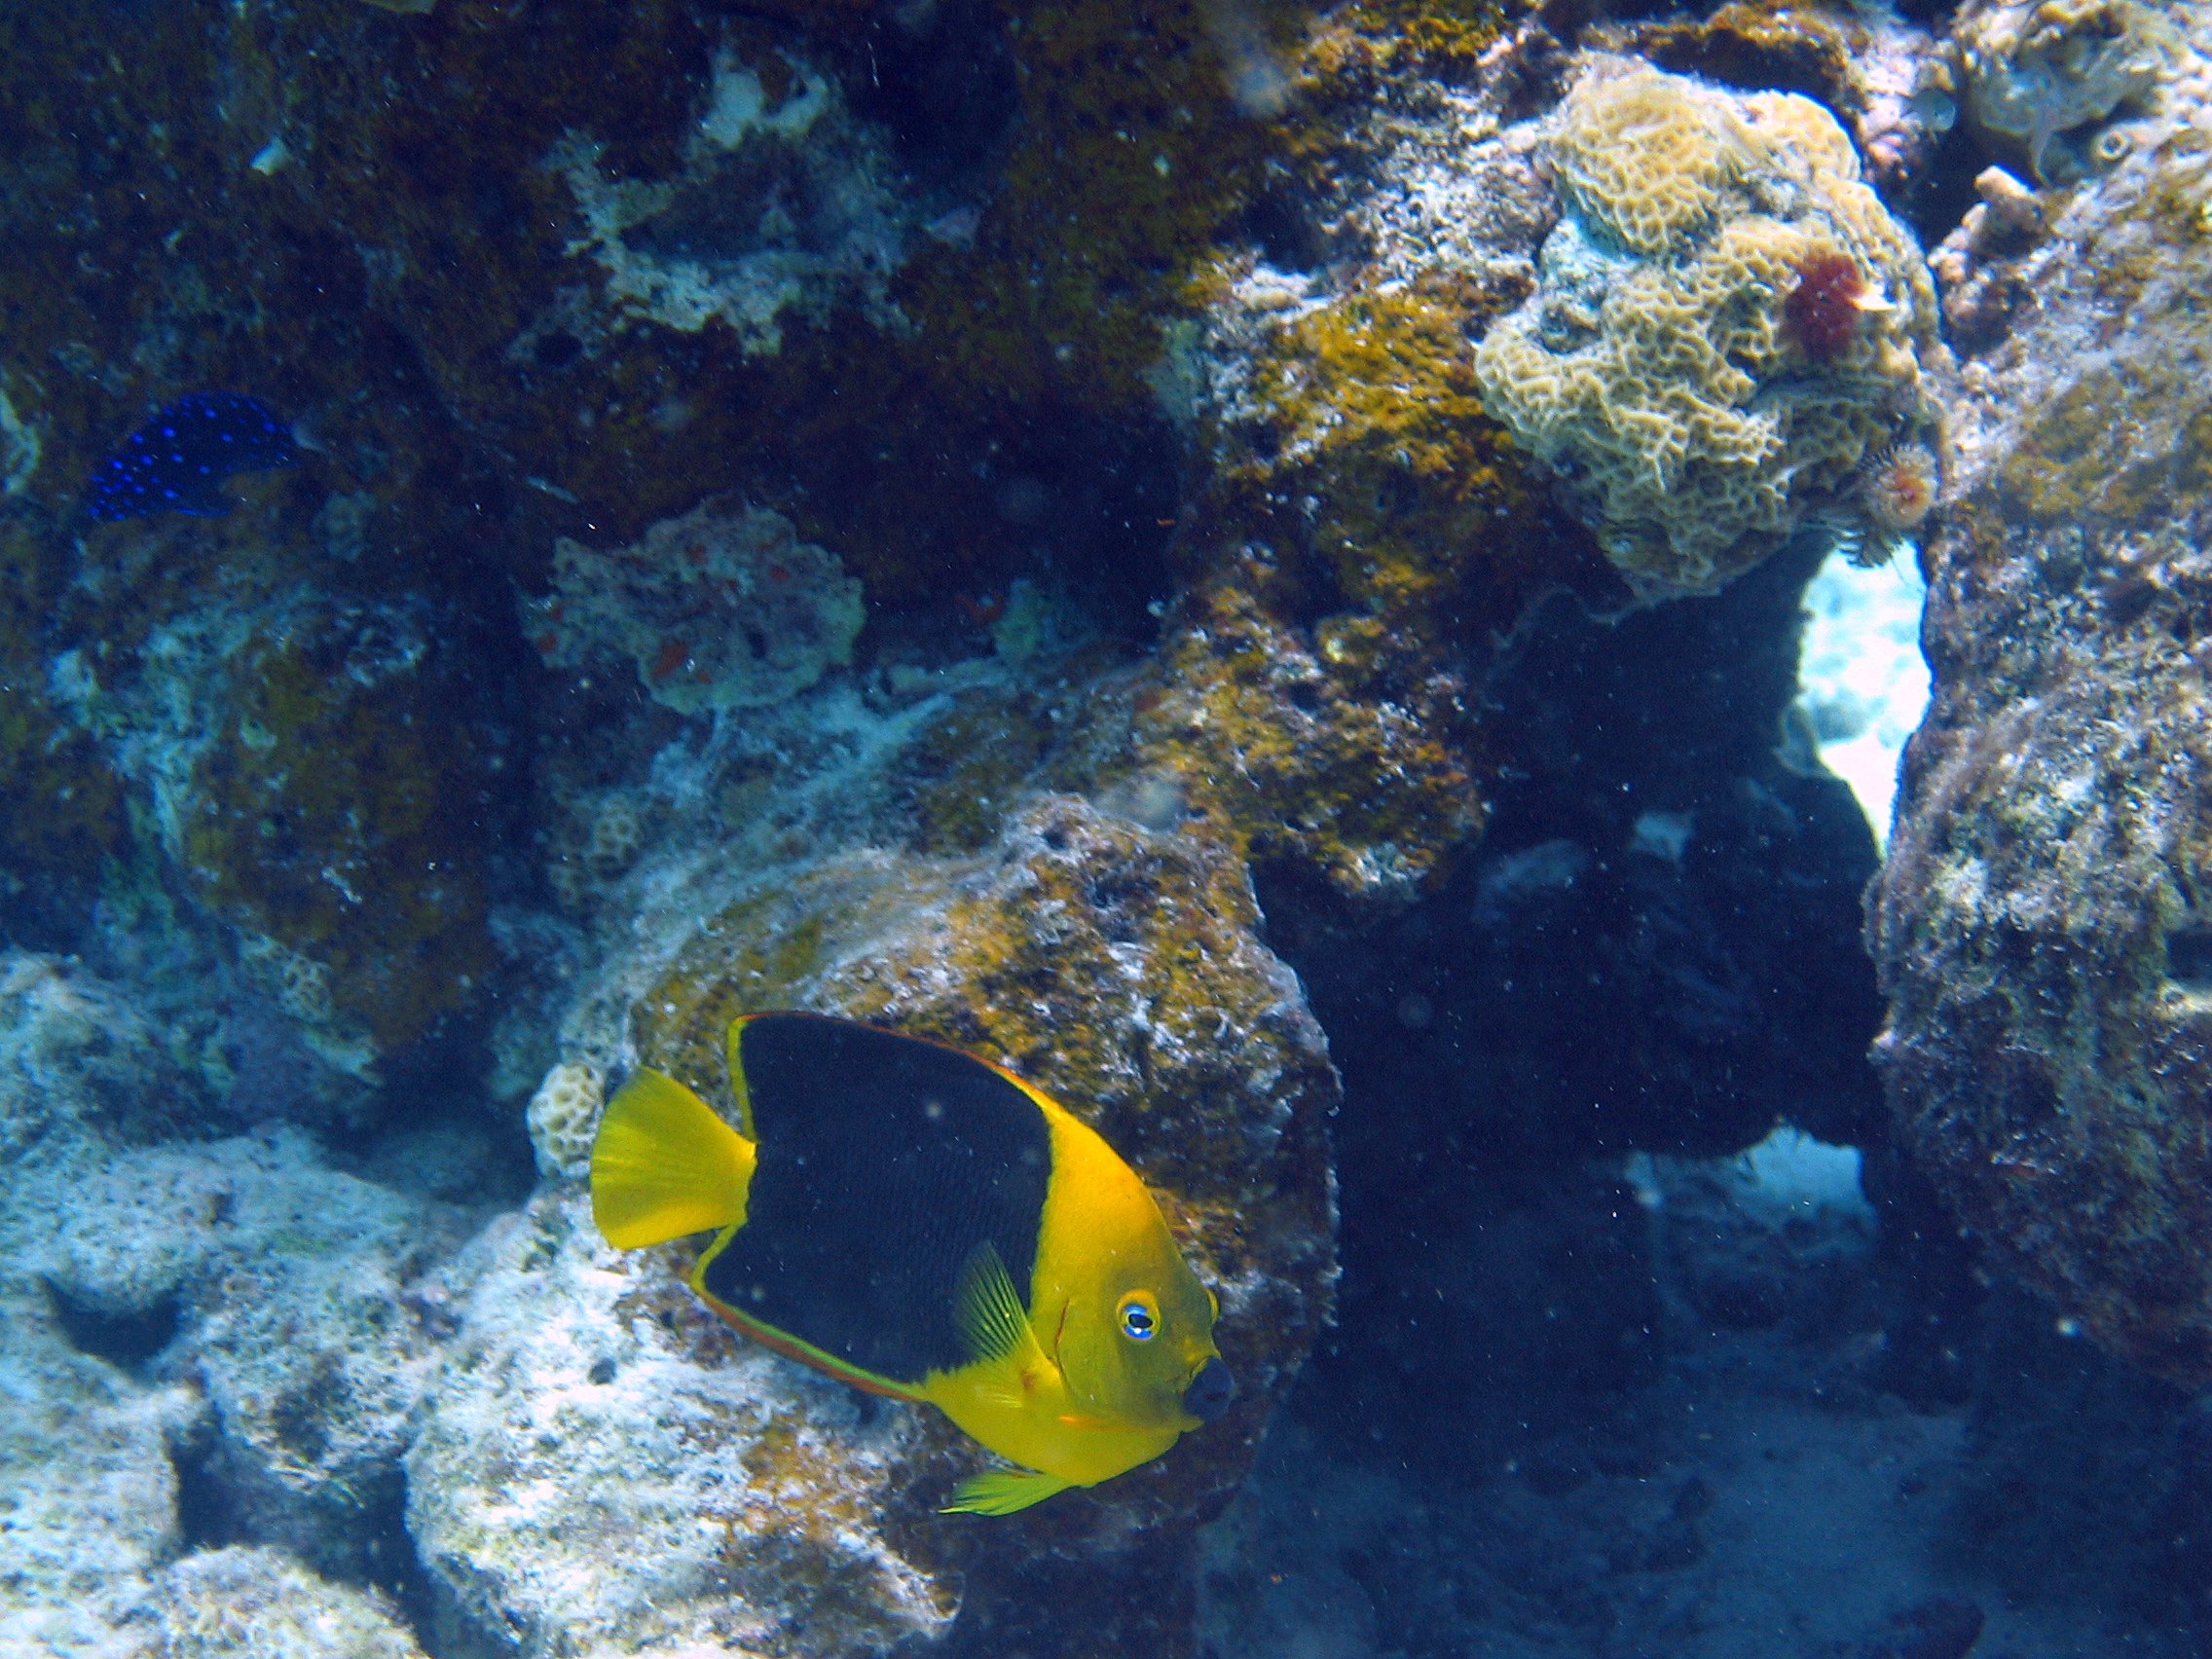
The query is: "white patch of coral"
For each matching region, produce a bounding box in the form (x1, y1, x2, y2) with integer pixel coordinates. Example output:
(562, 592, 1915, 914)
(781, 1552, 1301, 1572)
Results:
(1795, 548, 1930, 848)
(551, 45, 907, 353)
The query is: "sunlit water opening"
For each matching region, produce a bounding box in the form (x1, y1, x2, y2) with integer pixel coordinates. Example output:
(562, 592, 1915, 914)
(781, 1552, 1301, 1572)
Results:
(1794, 545, 1931, 850)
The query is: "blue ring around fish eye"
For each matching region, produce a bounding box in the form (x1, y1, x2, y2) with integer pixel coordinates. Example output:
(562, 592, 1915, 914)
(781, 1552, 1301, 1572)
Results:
(1119, 1298, 1157, 1341)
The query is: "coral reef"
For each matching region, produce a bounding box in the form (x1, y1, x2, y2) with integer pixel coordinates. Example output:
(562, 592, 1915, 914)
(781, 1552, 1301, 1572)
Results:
(31, 1127, 480, 1580)
(53, 585, 504, 1078)
(10, 0, 2176, 1646)
(1474, 61, 1943, 597)
(1871, 2, 2212, 1384)
(410, 781, 1337, 1652)
(0, 953, 454, 1656)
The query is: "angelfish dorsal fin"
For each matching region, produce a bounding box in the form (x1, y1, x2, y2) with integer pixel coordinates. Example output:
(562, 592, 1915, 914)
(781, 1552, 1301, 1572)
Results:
(952, 1241, 1033, 1366)
(591, 1067, 756, 1249)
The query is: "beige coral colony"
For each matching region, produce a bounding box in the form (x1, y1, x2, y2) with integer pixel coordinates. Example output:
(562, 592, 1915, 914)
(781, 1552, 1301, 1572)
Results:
(4, 0, 2211, 1655)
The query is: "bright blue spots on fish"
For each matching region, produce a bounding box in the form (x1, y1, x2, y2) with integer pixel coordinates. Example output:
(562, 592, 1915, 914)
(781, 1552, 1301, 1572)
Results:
(83, 393, 300, 521)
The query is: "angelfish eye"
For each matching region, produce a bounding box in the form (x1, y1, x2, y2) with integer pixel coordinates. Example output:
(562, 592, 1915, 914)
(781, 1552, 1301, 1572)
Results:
(1118, 1295, 1158, 1341)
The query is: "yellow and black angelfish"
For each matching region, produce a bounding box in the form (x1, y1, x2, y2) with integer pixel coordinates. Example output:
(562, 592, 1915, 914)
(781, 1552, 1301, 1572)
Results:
(589, 1011, 1234, 1516)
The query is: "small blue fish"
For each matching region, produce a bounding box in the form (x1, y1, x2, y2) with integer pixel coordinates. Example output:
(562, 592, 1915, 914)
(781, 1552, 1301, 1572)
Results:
(84, 393, 299, 521)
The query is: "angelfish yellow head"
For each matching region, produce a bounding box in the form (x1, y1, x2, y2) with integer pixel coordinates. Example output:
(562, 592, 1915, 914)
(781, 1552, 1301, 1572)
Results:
(1056, 1231, 1231, 1433)
(1031, 1105, 1232, 1439)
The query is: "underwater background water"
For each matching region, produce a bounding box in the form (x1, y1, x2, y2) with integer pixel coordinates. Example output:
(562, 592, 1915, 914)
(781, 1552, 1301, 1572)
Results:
(4, 0, 2211, 1655)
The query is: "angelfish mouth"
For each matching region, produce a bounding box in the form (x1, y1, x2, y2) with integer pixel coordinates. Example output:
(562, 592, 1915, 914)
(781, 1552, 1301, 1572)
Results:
(1182, 1356, 1235, 1423)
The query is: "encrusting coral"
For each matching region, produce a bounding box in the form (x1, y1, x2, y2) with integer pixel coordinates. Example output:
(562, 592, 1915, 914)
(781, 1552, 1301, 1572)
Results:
(1955, 0, 2177, 181)
(1474, 61, 1944, 598)
(526, 497, 865, 716)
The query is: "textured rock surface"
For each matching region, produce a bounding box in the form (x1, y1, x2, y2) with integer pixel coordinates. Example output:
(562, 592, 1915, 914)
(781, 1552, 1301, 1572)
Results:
(31, 1129, 478, 1581)
(408, 1193, 953, 1658)
(1869, 3, 2212, 1382)
(0, 956, 442, 1656)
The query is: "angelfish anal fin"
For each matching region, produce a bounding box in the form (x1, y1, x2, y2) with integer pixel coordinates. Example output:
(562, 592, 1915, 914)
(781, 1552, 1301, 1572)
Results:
(940, 1466, 1076, 1517)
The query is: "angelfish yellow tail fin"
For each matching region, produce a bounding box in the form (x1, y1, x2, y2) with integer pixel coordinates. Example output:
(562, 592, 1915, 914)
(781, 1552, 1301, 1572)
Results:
(940, 1467, 1075, 1517)
(590, 1067, 756, 1249)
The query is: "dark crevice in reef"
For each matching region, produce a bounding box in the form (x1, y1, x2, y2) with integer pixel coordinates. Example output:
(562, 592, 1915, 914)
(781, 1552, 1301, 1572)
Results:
(175, 1439, 451, 1656)
(381, 1472, 454, 1659)
(2165, 924, 2212, 993)
(172, 1435, 239, 1559)
(854, 0, 1020, 193)
(44, 1278, 180, 1373)
(1260, 535, 1910, 1468)
(1899, 120, 1990, 252)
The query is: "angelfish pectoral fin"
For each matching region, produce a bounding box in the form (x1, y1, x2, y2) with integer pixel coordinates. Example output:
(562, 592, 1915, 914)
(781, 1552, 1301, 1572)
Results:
(952, 1242, 1035, 1367)
(940, 1467, 1076, 1517)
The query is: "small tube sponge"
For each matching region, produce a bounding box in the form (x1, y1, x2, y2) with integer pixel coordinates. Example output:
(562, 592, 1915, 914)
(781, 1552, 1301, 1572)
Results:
(1475, 63, 1943, 600)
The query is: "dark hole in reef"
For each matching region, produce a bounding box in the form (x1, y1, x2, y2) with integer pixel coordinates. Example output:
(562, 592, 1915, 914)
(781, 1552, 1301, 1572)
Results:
(854, 0, 1018, 189)
(176, 1438, 440, 1641)
(2167, 927, 2212, 990)
(321, 1026, 538, 1208)
(1901, 122, 1987, 251)
(45, 1278, 179, 1371)
(1241, 183, 1327, 274)
(1008, 414, 1181, 645)
(173, 1436, 239, 1556)
(534, 329, 583, 370)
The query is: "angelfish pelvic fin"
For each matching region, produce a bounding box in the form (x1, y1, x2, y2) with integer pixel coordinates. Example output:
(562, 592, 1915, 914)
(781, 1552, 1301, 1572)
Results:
(940, 1466, 1076, 1517)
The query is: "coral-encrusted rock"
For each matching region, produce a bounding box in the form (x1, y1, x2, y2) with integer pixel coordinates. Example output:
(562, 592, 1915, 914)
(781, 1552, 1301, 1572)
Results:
(0, 955, 447, 1657)
(55, 583, 504, 1084)
(30, 1128, 479, 1580)
(625, 794, 1340, 1532)
(407, 1192, 955, 1658)
(150, 1547, 427, 1659)
(0, 1278, 203, 1655)
(524, 498, 865, 716)
(1869, 5, 2212, 1384)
